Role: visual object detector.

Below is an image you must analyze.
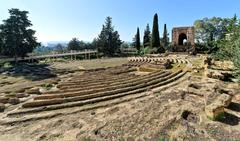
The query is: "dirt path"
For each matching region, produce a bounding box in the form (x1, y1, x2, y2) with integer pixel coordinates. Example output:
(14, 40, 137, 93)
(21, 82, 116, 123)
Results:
(0, 76, 239, 141)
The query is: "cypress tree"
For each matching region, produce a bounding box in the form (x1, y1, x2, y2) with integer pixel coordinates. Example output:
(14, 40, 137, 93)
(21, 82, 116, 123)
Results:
(136, 27, 141, 51)
(151, 13, 160, 48)
(151, 13, 165, 53)
(162, 24, 169, 48)
(143, 24, 151, 48)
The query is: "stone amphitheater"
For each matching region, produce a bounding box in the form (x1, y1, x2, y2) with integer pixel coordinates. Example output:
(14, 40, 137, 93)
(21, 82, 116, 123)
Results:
(0, 54, 239, 141)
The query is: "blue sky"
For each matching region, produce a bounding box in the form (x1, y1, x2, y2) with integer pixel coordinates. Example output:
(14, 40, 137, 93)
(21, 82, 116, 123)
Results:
(0, 0, 239, 43)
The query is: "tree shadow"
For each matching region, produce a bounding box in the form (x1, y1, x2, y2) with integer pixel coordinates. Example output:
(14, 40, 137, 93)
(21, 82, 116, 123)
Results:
(227, 102, 240, 112)
(0, 62, 56, 81)
(217, 112, 239, 126)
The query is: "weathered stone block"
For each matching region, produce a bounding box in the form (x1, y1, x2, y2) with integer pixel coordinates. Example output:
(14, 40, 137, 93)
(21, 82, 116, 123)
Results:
(8, 98, 20, 105)
(217, 94, 232, 107)
(205, 103, 224, 120)
(0, 103, 5, 112)
(26, 87, 41, 94)
(16, 93, 29, 98)
(0, 97, 9, 104)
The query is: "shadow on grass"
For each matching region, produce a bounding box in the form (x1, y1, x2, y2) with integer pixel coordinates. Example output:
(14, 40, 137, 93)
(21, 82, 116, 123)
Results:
(217, 112, 239, 126)
(0, 62, 56, 81)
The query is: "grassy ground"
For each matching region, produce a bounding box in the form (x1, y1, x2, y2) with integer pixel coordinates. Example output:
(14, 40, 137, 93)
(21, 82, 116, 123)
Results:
(49, 57, 128, 70)
(0, 57, 128, 95)
(168, 63, 187, 72)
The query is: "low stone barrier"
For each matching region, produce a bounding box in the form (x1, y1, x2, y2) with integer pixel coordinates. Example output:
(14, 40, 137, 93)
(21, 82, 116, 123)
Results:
(205, 93, 233, 120)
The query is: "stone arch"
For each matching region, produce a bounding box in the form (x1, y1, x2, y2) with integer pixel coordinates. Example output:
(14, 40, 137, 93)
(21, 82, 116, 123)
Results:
(172, 26, 195, 52)
(178, 33, 187, 45)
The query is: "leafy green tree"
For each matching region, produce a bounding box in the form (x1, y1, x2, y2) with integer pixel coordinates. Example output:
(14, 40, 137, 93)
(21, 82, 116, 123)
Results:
(0, 33, 3, 54)
(0, 8, 40, 60)
(234, 35, 240, 81)
(213, 15, 239, 60)
(151, 13, 164, 53)
(226, 17, 240, 81)
(84, 42, 95, 50)
(227, 14, 238, 32)
(143, 24, 151, 48)
(79, 40, 87, 50)
(194, 17, 231, 53)
(68, 38, 80, 51)
(162, 24, 169, 48)
(55, 44, 65, 53)
(91, 38, 98, 50)
(194, 15, 240, 81)
(121, 42, 130, 49)
(95, 17, 122, 56)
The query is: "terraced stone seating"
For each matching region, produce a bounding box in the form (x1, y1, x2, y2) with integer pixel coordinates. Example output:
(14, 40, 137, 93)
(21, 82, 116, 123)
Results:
(138, 59, 172, 72)
(7, 64, 187, 116)
(127, 56, 190, 67)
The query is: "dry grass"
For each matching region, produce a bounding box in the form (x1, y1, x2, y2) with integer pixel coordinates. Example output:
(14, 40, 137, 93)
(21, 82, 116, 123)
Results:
(169, 64, 187, 72)
(50, 57, 128, 71)
(0, 58, 128, 95)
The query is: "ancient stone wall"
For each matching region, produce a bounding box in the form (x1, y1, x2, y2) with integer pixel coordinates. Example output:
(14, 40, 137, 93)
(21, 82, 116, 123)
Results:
(172, 27, 195, 52)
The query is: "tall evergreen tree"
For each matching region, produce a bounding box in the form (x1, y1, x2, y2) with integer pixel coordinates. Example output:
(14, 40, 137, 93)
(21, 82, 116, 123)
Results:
(151, 14, 160, 48)
(96, 17, 122, 56)
(97, 25, 108, 54)
(151, 13, 165, 53)
(0, 8, 40, 60)
(135, 27, 141, 51)
(162, 24, 169, 48)
(143, 24, 151, 48)
(68, 38, 80, 51)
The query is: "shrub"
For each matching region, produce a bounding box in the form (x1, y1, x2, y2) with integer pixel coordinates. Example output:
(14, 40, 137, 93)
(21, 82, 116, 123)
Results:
(234, 35, 240, 82)
(41, 83, 53, 90)
(138, 47, 150, 56)
(3, 62, 13, 68)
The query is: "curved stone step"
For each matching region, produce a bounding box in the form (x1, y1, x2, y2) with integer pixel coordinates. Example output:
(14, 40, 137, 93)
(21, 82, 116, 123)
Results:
(47, 70, 167, 94)
(57, 73, 135, 88)
(22, 70, 182, 108)
(35, 71, 171, 100)
(8, 70, 186, 116)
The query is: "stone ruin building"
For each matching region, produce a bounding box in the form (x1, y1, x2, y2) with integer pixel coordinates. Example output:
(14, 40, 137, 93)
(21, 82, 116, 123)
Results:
(172, 26, 195, 53)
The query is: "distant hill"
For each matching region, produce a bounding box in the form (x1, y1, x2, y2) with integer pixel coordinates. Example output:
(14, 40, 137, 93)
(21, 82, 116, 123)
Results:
(41, 41, 69, 47)
(41, 40, 92, 47)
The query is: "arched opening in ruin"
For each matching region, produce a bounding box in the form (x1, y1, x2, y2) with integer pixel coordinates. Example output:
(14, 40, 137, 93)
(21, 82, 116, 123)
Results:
(178, 33, 187, 45)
